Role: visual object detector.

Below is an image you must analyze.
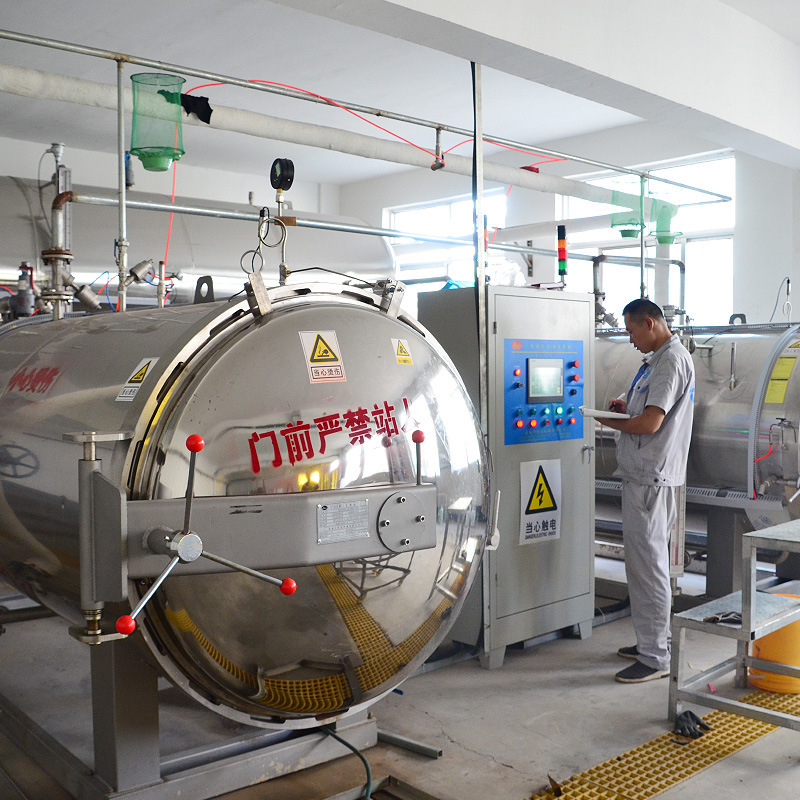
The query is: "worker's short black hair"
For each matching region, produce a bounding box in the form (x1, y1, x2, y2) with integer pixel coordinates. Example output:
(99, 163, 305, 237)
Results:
(622, 298, 664, 322)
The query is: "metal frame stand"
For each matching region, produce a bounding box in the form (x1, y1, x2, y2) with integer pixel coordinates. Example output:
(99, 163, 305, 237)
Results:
(669, 521, 800, 731)
(0, 639, 377, 800)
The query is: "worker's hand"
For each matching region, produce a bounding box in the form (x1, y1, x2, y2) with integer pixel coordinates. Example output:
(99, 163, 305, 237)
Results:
(673, 710, 711, 738)
(609, 398, 627, 414)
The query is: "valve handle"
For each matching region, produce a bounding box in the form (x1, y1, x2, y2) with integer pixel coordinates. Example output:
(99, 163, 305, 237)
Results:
(412, 429, 425, 485)
(116, 554, 181, 634)
(183, 434, 204, 532)
(116, 434, 296, 635)
(199, 549, 297, 594)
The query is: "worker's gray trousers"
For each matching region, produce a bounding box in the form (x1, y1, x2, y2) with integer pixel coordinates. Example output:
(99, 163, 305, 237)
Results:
(621, 480, 675, 671)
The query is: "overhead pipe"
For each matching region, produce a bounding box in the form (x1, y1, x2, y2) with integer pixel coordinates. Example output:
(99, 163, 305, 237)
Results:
(0, 61, 676, 219)
(495, 214, 622, 242)
(0, 29, 730, 205)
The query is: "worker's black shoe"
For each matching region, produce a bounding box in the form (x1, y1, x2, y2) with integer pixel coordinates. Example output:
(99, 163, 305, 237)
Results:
(614, 661, 669, 683)
(617, 645, 639, 660)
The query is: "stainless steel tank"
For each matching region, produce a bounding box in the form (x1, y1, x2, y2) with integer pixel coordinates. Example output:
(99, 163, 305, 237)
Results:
(595, 323, 800, 528)
(0, 281, 489, 728)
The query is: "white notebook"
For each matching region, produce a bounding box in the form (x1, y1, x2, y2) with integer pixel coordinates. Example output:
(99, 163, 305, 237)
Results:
(579, 406, 630, 420)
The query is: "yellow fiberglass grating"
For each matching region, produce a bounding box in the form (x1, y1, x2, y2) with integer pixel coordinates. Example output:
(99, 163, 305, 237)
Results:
(534, 777, 627, 799)
(530, 690, 800, 800)
(166, 605, 350, 713)
(317, 563, 458, 693)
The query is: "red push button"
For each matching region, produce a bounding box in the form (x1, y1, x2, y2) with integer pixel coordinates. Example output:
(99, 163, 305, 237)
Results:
(571, 374, 581, 382)
(571, 360, 580, 368)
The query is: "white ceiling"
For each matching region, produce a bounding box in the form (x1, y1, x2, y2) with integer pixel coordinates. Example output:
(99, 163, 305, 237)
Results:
(721, 0, 800, 47)
(0, 1, 797, 186)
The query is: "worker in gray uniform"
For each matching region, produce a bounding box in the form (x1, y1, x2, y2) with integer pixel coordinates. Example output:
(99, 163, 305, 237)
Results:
(603, 298, 695, 683)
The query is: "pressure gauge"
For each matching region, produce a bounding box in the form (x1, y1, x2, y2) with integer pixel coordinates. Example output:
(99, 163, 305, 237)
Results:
(270, 158, 294, 191)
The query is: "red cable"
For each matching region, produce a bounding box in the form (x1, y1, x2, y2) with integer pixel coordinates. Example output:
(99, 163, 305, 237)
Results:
(442, 137, 567, 169)
(753, 442, 774, 499)
(754, 443, 773, 463)
(0, 285, 14, 295)
(187, 80, 440, 162)
(157, 80, 570, 263)
(187, 81, 568, 171)
(163, 155, 178, 268)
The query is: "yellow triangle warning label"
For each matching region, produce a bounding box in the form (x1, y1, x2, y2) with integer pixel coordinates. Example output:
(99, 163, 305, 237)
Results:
(526, 466, 558, 514)
(309, 334, 339, 363)
(397, 340, 410, 358)
(128, 360, 152, 384)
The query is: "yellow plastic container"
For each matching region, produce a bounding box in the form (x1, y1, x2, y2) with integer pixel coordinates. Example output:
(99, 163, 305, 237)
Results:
(749, 594, 800, 693)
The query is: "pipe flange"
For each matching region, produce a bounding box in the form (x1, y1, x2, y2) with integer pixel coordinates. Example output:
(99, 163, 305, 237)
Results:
(39, 289, 73, 303)
(41, 248, 74, 262)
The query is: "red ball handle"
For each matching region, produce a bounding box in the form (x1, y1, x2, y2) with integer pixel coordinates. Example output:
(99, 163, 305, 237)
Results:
(280, 578, 297, 596)
(186, 434, 205, 452)
(411, 430, 425, 444)
(116, 615, 136, 635)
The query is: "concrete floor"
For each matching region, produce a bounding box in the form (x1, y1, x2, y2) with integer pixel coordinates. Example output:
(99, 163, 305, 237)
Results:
(1, 574, 800, 799)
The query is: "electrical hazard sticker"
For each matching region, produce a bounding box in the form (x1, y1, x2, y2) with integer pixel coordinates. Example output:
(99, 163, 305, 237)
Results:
(116, 357, 160, 402)
(519, 459, 562, 544)
(299, 330, 347, 383)
(392, 338, 413, 365)
(526, 467, 558, 513)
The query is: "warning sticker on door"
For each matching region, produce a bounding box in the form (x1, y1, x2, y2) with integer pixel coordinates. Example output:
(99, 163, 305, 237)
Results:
(519, 459, 562, 544)
(299, 330, 347, 383)
(392, 338, 413, 365)
(765, 355, 797, 404)
(116, 357, 160, 402)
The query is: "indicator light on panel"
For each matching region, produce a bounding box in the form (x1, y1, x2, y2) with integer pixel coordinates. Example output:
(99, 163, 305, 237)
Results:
(529, 419, 538, 428)
(569, 417, 577, 425)
(543, 419, 550, 426)
(513, 368, 522, 376)
(555, 406, 563, 414)
(542, 407, 550, 415)
(516, 419, 524, 428)
(556, 418, 563, 425)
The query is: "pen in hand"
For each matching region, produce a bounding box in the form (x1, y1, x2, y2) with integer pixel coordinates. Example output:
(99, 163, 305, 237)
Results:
(609, 394, 627, 414)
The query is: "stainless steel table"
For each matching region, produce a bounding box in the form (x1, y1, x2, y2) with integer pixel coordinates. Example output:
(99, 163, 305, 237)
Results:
(669, 521, 800, 730)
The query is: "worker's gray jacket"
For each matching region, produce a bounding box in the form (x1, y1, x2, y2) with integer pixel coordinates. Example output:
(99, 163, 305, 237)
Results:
(614, 334, 695, 487)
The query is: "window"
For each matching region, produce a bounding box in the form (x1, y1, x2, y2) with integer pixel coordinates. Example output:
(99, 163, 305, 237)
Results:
(561, 155, 735, 325)
(388, 192, 518, 315)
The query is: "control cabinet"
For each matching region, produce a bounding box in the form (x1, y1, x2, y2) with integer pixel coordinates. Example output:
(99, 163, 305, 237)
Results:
(418, 286, 595, 669)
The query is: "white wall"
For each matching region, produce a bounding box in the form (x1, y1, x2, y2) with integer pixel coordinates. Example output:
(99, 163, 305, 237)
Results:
(734, 153, 800, 321)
